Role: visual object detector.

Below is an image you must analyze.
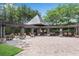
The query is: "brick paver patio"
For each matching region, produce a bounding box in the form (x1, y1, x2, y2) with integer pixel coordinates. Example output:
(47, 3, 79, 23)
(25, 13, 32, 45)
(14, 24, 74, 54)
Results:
(7, 36, 79, 56)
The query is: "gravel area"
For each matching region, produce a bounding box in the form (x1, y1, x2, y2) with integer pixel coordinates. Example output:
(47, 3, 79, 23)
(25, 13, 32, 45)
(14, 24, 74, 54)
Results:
(7, 36, 79, 56)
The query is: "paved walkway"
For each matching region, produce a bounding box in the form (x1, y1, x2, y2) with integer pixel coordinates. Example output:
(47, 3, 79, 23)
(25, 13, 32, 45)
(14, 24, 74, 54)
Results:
(6, 36, 32, 49)
(7, 36, 79, 56)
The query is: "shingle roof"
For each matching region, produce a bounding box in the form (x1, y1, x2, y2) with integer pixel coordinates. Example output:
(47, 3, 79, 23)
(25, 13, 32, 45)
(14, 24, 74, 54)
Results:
(25, 15, 49, 25)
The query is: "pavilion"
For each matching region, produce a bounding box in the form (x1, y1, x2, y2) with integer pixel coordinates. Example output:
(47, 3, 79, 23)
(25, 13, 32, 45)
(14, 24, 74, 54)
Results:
(0, 14, 79, 42)
(23, 15, 79, 36)
(24, 15, 50, 36)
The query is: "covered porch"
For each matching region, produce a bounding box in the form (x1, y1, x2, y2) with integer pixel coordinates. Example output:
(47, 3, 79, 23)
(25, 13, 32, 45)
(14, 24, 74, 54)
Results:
(0, 15, 79, 43)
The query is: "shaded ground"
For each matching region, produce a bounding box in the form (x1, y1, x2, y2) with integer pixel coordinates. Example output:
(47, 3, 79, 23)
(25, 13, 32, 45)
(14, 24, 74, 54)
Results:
(7, 36, 79, 56)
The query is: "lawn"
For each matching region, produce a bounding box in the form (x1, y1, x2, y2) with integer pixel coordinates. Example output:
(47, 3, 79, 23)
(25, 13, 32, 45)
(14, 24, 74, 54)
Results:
(0, 44, 22, 56)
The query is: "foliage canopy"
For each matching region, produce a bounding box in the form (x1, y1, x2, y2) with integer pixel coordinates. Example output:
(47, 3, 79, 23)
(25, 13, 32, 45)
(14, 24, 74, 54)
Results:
(44, 4, 79, 25)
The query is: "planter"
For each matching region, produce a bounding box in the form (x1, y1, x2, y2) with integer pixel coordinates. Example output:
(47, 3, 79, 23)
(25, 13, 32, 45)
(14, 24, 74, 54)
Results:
(68, 32, 72, 36)
(47, 34, 50, 36)
(75, 35, 79, 38)
(50, 33, 55, 36)
(64, 32, 67, 36)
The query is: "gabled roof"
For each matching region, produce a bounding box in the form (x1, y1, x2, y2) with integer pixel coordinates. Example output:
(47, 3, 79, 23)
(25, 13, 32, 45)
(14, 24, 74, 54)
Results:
(24, 15, 49, 25)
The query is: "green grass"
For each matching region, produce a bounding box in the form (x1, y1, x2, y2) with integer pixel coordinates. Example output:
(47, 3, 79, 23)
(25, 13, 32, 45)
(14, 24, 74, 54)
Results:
(0, 44, 22, 56)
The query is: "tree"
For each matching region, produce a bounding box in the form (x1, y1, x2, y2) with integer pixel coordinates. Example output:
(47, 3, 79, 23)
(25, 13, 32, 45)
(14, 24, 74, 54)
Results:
(0, 3, 39, 34)
(44, 4, 79, 25)
(1, 3, 39, 24)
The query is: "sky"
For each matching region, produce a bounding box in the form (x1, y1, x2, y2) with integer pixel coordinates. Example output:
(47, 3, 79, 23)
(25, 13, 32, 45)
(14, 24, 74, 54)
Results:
(16, 3, 60, 16)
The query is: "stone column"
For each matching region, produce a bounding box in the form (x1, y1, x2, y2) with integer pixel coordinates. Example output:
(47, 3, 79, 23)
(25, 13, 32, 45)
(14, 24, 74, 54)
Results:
(0, 25, 5, 38)
(78, 27, 79, 35)
(31, 28, 34, 34)
(59, 28, 63, 36)
(76, 27, 79, 35)
(37, 28, 41, 36)
(0, 25, 6, 43)
(75, 24, 79, 37)
(21, 27, 25, 33)
(3, 26, 6, 42)
(0, 26, 3, 43)
(20, 27, 25, 36)
(47, 28, 50, 36)
(76, 27, 78, 35)
(75, 26, 79, 38)
(37, 28, 38, 35)
(3, 26, 5, 38)
(0, 25, 2, 38)
(31, 28, 34, 37)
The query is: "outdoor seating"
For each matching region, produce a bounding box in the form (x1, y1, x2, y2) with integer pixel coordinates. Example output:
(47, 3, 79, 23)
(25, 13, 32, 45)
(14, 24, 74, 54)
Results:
(6, 33, 15, 41)
(0, 3, 79, 44)
(30, 33, 35, 37)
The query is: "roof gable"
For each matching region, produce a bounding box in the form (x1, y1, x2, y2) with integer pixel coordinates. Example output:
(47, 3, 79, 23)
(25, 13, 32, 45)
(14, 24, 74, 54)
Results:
(25, 15, 48, 25)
